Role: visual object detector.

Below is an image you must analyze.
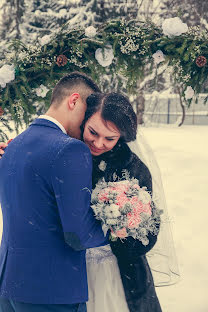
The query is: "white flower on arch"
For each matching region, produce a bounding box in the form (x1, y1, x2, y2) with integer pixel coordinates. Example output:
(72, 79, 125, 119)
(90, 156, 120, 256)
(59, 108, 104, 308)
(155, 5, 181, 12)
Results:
(95, 45, 114, 67)
(153, 50, 165, 65)
(0, 64, 15, 88)
(85, 26, 97, 38)
(35, 84, 49, 98)
(162, 17, 188, 37)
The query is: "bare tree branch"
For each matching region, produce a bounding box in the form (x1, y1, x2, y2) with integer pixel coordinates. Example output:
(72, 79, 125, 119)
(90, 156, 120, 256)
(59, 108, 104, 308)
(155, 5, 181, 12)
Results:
(177, 86, 186, 127)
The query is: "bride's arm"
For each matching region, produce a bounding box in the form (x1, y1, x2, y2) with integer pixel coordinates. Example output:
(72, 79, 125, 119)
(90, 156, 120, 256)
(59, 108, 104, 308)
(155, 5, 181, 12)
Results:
(110, 233, 158, 264)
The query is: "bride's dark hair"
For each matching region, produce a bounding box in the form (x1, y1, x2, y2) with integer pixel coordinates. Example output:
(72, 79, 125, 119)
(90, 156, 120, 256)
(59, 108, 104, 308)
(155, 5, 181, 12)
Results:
(81, 92, 137, 142)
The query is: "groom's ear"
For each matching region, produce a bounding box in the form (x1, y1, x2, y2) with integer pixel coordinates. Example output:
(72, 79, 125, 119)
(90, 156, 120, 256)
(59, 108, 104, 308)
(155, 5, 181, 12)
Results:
(68, 93, 80, 110)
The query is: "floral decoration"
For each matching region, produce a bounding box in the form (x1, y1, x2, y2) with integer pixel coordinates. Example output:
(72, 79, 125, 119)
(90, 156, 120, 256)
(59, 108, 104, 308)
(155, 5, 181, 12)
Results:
(85, 26, 97, 38)
(195, 55, 207, 67)
(95, 45, 114, 67)
(56, 54, 68, 66)
(162, 17, 188, 37)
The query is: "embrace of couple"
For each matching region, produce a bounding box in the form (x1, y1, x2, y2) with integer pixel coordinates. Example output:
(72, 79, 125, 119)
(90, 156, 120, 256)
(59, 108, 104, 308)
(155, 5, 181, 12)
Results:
(0, 72, 162, 312)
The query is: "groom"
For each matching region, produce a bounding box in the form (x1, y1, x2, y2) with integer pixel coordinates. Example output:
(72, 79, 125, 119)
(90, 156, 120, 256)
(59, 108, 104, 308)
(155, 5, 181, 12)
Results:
(0, 72, 108, 312)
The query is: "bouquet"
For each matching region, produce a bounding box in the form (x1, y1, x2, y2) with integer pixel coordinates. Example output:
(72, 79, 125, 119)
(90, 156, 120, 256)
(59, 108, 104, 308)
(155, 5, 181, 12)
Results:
(91, 177, 162, 246)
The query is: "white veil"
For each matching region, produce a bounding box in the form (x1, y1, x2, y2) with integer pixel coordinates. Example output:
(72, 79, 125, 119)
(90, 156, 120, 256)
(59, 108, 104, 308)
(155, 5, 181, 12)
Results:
(128, 129, 180, 287)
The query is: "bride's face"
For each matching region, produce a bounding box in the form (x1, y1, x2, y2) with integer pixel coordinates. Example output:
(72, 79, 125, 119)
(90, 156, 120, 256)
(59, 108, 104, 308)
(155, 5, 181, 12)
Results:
(83, 111, 121, 156)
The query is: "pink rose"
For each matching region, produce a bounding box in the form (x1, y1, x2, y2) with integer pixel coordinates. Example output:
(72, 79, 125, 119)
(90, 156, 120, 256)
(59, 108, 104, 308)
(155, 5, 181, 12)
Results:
(142, 203, 152, 215)
(130, 196, 140, 205)
(116, 193, 129, 208)
(115, 227, 128, 238)
(98, 191, 109, 202)
(130, 197, 144, 213)
(127, 212, 141, 229)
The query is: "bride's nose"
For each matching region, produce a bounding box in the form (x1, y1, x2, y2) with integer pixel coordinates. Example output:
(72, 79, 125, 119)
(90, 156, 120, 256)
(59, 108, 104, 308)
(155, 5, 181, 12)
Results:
(94, 138, 104, 149)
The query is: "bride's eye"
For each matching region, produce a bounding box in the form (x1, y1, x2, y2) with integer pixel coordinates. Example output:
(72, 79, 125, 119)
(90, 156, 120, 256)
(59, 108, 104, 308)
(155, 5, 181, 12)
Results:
(106, 138, 114, 141)
(89, 129, 97, 135)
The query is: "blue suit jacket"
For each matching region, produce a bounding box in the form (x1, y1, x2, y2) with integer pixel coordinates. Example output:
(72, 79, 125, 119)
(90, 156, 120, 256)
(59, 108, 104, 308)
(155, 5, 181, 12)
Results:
(0, 118, 107, 304)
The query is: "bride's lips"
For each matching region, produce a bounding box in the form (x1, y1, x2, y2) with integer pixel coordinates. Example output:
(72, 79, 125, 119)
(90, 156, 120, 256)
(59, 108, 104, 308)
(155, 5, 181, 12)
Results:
(89, 144, 104, 154)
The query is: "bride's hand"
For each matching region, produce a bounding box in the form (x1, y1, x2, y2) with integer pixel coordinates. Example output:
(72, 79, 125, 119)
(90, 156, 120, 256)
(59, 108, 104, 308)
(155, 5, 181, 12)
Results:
(0, 142, 8, 158)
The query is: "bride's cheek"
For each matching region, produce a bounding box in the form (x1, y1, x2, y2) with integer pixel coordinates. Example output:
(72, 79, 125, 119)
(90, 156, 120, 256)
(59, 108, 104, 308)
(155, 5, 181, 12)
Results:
(109, 142, 115, 149)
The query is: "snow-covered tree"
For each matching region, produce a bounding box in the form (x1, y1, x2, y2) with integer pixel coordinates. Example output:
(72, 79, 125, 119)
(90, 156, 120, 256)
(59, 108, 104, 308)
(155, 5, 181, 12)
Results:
(22, 0, 84, 42)
(0, 0, 95, 47)
(0, 0, 25, 40)
(95, 0, 138, 24)
(0, 0, 140, 47)
(160, 0, 208, 29)
(0, 0, 25, 58)
(66, 0, 97, 28)
(136, 0, 162, 24)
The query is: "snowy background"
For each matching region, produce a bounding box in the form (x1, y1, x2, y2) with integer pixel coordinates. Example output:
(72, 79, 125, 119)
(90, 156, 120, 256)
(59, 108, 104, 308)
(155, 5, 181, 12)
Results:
(1, 0, 208, 311)
(1, 125, 208, 311)
(143, 126, 208, 312)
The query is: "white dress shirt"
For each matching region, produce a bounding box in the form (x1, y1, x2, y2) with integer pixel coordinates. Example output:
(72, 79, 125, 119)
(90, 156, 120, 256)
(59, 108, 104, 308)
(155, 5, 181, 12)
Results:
(38, 115, 67, 134)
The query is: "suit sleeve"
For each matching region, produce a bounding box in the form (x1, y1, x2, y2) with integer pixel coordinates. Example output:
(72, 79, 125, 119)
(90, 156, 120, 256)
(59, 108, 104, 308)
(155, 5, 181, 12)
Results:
(51, 140, 108, 251)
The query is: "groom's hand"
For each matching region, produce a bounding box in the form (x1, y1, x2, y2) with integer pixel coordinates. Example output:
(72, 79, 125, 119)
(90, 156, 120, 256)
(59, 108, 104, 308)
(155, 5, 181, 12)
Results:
(0, 142, 8, 158)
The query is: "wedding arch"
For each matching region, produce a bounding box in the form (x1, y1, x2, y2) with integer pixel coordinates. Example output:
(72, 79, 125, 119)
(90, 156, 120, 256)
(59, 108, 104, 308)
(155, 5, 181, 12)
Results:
(0, 17, 208, 139)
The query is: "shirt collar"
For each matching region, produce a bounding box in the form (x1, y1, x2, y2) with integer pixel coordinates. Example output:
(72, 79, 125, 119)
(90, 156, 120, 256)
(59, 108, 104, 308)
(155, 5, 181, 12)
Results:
(38, 115, 67, 134)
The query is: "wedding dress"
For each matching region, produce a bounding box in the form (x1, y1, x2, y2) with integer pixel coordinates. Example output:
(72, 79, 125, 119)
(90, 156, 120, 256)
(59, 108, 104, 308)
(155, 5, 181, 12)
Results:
(86, 245, 129, 312)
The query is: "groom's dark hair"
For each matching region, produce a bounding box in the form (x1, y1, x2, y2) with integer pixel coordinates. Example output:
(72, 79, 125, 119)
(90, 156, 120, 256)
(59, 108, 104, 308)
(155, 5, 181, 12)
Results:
(50, 72, 101, 107)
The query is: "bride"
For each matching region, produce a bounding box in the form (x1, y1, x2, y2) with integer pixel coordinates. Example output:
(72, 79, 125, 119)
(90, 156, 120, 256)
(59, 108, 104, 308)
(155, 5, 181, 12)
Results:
(80, 92, 170, 312)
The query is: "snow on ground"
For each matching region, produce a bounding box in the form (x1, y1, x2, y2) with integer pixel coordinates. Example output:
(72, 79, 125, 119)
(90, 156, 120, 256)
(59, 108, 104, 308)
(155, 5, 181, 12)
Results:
(0, 125, 208, 311)
(142, 126, 208, 312)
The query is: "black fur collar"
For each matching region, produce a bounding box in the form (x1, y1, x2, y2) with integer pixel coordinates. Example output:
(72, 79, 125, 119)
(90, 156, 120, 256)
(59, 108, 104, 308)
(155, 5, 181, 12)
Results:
(92, 140, 133, 170)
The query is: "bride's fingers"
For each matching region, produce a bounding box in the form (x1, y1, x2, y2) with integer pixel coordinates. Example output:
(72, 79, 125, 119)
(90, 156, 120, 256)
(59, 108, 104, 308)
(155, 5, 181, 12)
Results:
(0, 149, 5, 157)
(0, 142, 8, 149)
(0, 142, 8, 157)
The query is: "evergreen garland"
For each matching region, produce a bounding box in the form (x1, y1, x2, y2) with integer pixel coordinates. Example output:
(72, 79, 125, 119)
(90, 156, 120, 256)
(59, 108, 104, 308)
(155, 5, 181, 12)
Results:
(1, 18, 208, 140)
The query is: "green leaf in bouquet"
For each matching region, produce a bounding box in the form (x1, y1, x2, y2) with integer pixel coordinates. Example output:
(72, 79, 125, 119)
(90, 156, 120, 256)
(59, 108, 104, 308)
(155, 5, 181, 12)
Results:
(122, 203, 132, 214)
(109, 232, 118, 242)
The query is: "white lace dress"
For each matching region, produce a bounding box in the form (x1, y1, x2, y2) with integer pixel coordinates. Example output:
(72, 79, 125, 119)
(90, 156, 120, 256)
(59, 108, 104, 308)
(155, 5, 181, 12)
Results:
(86, 244, 130, 312)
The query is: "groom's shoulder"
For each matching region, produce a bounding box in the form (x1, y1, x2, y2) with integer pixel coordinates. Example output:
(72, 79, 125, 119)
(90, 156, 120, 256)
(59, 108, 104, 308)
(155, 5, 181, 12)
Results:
(52, 136, 91, 161)
(54, 135, 89, 151)
(51, 137, 92, 172)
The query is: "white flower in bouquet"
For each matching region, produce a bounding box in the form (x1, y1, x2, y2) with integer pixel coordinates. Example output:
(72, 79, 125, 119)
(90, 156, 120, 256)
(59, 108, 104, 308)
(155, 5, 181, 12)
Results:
(35, 84, 49, 98)
(85, 26, 97, 38)
(95, 45, 114, 67)
(106, 219, 118, 225)
(162, 17, 188, 37)
(140, 228, 148, 236)
(153, 50, 165, 65)
(98, 160, 107, 171)
(105, 204, 121, 218)
(39, 35, 52, 46)
(0, 64, 15, 88)
(184, 86, 194, 100)
(139, 189, 152, 204)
